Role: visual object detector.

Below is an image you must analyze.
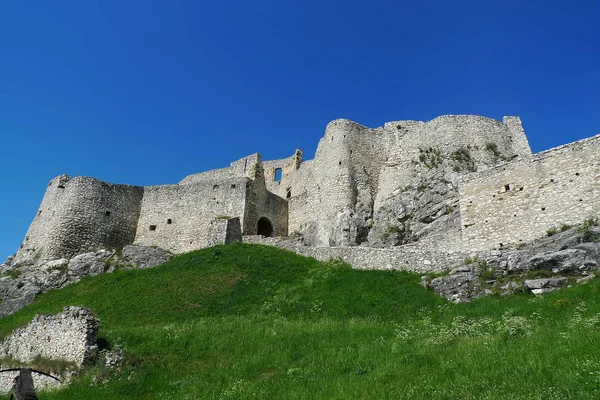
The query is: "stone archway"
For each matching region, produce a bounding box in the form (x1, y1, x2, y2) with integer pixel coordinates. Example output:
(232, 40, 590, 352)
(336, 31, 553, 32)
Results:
(257, 217, 274, 237)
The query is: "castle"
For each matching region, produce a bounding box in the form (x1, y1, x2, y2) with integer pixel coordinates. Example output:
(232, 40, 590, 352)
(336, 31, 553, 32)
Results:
(13, 115, 600, 271)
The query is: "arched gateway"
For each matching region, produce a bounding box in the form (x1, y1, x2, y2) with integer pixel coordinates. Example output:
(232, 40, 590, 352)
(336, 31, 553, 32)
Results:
(257, 217, 274, 237)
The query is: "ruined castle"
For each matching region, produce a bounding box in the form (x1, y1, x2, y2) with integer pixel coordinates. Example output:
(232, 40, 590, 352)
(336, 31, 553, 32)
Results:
(13, 115, 600, 271)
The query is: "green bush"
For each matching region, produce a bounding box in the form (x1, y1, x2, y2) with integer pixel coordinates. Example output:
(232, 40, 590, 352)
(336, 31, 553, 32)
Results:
(417, 147, 443, 169)
(484, 142, 501, 157)
(450, 147, 476, 172)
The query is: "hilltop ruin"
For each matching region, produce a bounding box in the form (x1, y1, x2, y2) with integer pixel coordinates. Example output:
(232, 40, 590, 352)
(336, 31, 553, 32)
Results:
(12, 115, 600, 271)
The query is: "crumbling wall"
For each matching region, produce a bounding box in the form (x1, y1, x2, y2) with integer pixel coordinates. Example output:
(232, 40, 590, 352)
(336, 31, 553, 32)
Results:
(285, 115, 531, 249)
(0, 306, 99, 366)
(461, 134, 600, 251)
(14, 175, 70, 264)
(285, 160, 317, 234)
(375, 115, 532, 208)
(179, 153, 261, 184)
(263, 150, 303, 197)
(243, 164, 288, 237)
(14, 176, 144, 263)
(295, 119, 386, 246)
(365, 115, 532, 251)
(0, 307, 99, 392)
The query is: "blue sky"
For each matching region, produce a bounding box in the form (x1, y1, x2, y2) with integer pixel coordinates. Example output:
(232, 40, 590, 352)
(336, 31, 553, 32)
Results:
(0, 0, 598, 260)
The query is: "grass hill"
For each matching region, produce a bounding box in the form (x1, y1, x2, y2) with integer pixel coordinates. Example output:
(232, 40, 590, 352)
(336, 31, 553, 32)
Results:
(2, 243, 600, 399)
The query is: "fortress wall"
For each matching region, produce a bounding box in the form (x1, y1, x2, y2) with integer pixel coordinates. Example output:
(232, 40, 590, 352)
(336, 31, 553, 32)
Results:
(14, 175, 71, 264)
(264, 150, 303, 197)
(179, 154, 261, 185)
(287, 159, 316, 198)
(243, 236, 466, 272)
(375, 116, 532, 207)
(503, 116, 532, 157)
(346, 124, 387, 204)
(134, 178, 249, 253)
(460, 134, 600, 251)
(305, 119, 373, 245)
(229, 153, 261, 178)
(30, 177, 144, 261)
(294, 245, 466, 272)
(288, 191, 310, 234)
(243, 168, 288, 236)
(179, 166, 232, 184)
(285, 160, 318, 234)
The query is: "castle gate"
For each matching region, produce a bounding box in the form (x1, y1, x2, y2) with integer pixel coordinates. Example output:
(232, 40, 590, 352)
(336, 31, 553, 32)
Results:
(257, 217, 273, 237)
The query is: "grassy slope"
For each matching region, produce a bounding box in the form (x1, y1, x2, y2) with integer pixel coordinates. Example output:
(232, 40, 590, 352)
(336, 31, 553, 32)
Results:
(1, 243, 600, 399)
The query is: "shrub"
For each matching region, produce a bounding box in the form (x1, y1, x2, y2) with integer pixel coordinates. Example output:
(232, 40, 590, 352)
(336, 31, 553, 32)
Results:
(578, 216, 598, 233)
(2, 269, 22, 279)
(450, 147, 476, 172)
(484, 142, 501, 157)
(578, 216, 600, 242)
(417, 147, 443, 169)
(559, 223, 571, 232)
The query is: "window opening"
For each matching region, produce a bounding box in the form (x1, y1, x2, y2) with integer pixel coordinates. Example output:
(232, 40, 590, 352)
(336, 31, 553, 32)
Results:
(274, 168, 283, 182)
(149, 225, 157, 231)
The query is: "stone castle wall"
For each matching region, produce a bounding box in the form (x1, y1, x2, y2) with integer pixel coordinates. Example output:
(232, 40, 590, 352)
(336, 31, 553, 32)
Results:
(460, 134, 600, 251)
(284, 160, 316, 234)
(134, 177, 250, 253)
(243, 235, 466, 272)
(179, 153, 261, 185)
(264, 150, 303, 197)
(15, 175, 144, 264)
(12, 114, 600, 272)
(278, 115, 531, 249)
(374, 115, 532, 210)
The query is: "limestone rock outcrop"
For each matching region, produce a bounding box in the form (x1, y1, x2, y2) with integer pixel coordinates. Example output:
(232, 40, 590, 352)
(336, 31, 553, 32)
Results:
(0, 245, 171, 317)
(421, 226, 600, 302)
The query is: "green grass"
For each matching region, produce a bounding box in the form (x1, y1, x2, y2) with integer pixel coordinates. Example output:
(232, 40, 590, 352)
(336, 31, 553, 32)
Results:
(2, 243, 600, 399)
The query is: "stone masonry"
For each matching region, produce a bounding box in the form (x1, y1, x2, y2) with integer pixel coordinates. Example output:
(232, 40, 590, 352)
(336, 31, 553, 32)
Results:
(0, 306, 99, 366)
(0, 307, 99, 393)
(9, 115, 600, 271)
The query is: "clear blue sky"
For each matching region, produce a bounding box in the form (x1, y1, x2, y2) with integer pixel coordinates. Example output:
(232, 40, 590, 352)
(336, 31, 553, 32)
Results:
(1, 0, 598, 260)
